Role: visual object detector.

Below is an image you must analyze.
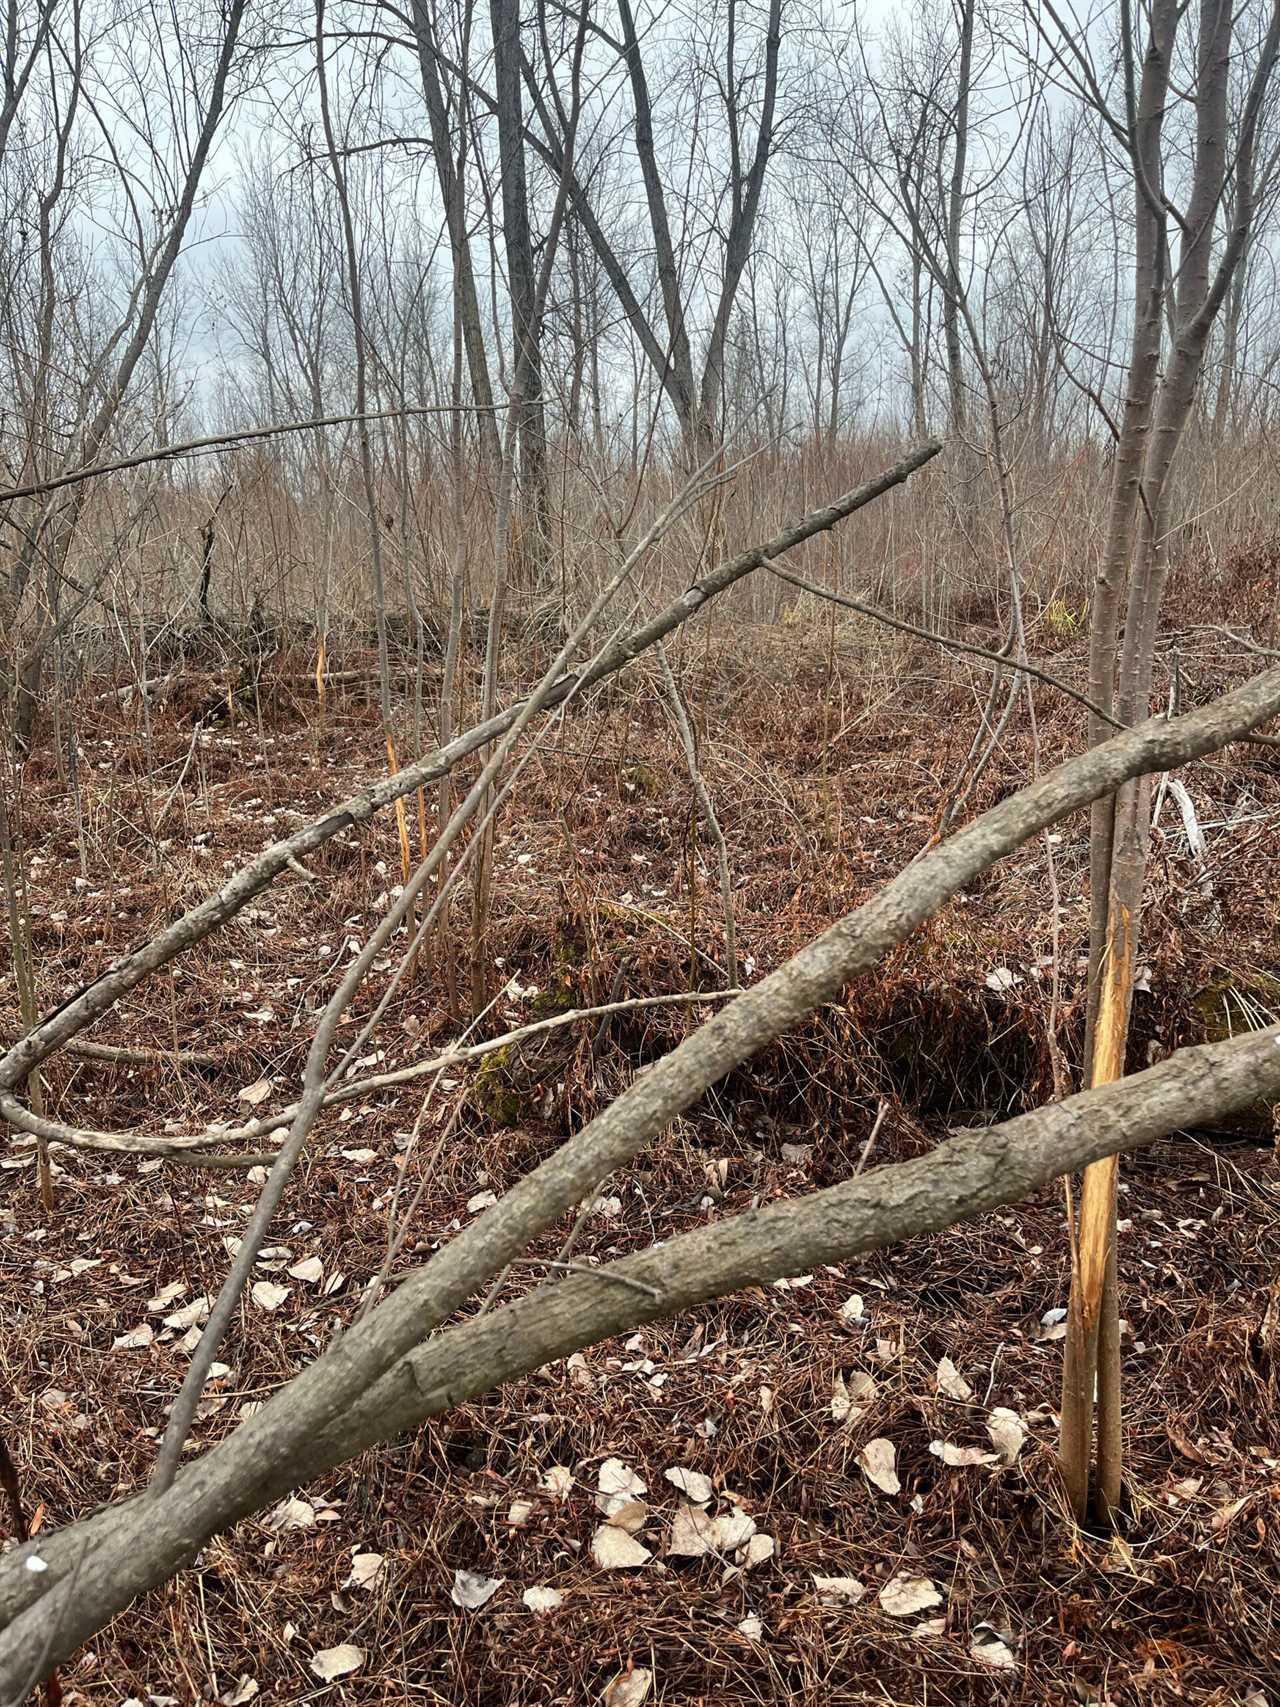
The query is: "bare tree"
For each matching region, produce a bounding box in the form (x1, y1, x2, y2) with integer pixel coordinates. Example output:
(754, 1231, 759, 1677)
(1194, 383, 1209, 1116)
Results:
(1036, 0, 1280, 1523)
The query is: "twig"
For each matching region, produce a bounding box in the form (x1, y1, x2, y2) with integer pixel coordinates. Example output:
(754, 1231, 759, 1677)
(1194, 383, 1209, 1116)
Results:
(767, 560, 1116, 725)
(658, 645, 738, 986)
(0, 404, 505, 506)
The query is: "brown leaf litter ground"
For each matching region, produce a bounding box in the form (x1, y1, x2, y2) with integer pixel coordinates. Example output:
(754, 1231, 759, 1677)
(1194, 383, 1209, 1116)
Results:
(2, 608, 1279, 1705)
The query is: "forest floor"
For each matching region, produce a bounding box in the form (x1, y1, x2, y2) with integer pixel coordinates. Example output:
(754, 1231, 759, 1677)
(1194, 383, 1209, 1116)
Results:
(2, 606, 1280, 1705)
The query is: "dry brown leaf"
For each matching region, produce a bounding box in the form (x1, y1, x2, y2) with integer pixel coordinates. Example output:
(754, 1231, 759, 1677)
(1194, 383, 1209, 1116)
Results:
(605, 1499, 649, 1535)
(1209, 1494, 1249, 1533)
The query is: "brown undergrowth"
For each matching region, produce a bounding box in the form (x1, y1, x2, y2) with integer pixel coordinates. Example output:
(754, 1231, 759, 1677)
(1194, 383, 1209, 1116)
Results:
(2, 618, 1279, 1704)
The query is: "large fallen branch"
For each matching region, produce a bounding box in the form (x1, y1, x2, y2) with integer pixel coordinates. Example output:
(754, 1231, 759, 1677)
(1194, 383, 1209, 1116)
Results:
(1, 1022, 1276, 1696)
(2, 664, 1280, 1695)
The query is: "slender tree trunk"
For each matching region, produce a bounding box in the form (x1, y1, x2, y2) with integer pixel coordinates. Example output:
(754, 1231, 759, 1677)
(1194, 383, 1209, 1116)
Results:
(490, 0, 549, 583)
(409, 0, 501, 470)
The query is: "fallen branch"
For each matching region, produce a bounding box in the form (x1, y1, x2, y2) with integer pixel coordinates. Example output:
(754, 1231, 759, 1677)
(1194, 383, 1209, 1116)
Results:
(3, 989, 743, 1155)
(2, 1020, 1276, 1688)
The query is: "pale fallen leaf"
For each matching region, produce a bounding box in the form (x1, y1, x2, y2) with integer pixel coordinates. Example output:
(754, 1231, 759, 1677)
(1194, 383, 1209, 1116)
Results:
(711, 1506, 756, 1551)
(345, 1552, 384, 1589)
(984, 967, 1022, 993)
(250, 1280, 290, 1312)
(986, 1408, 1026, 1465)
(466, 1191, 498, 1213)
(663, 1466, 714, 1505)
(858, 1437, 900, 1495)
(591, 1523, 651, 1569)
(929, 1440, 999, 1468)
(238, 1078, 272, 1107)
(288, 1255, 324, 1284)
(596, 1457, 647, 1515)
(879, 1575, 943, 1618)
(309, 1645, 364, 1681)
(936, 1357, 973, 1402)
(738, 1532, 775, 1570)
(522, 1585, 564, 1613)
(667, 1503, 715, 1557)
(602, 1666, 652, 1707)
(811, 1574, 866, 1604)
(970, 1626, 1016, 1669)
(539, 1464, 575, 1501)
(266, 1497, 316, 1531)
(220, 1676, 258, 1705)
(340, 1147, 378, 1164)
(914, 1617, 948, 1637)
(737, 1613, 764, 1640)
(507, 1499, 534, 1529)
(605, 1499, 649, 1535)
(831, 1374, 853, 1423)
(451, 1568, 504, 1610)
(163, 1295, 212, 1331)
(840, 1294, 865, 1321)
(1210, 1494, 1249, 1533)
(113, 1323, 154, 1350)
(146, 1280, 186, 1313)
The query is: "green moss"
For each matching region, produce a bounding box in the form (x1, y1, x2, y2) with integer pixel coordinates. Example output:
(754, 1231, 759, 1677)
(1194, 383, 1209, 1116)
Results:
(469, 1043, 527, 1128)
(531, 972, 576, 1017)
(1191, 974, 1280, 1042)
